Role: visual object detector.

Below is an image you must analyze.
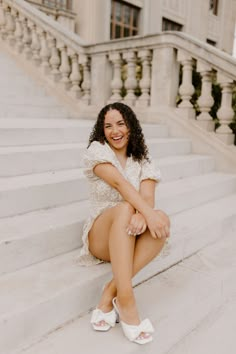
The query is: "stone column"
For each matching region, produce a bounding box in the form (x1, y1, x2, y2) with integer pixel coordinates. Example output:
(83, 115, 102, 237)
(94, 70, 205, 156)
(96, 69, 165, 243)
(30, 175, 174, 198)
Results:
(59, 45, 71, 90)
(49, 37, 61, 82)
(123, 51, 137, 106)
(150, 46, 179, 109)
(30, 23, 41, 66)
(216, 72, 234, 145)
(177, 50, 195, 119)
(39, 29, 50, 73)
(6, 7, 16, 46)
(80, 54, 91, 105)
(196, 60, 214, 131)
(0, 0, 6, 39)
(22, 18, 32, 60)
(69, 52, 82, 99)
(14, 13, 23, 53)
(90, 53, 112, 105)
(108, 52, 123, 103)
(136, 49, 151, 107)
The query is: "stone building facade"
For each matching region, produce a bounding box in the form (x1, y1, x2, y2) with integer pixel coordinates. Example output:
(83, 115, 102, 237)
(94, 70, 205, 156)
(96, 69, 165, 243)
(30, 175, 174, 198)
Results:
(27, 0, 236, 54)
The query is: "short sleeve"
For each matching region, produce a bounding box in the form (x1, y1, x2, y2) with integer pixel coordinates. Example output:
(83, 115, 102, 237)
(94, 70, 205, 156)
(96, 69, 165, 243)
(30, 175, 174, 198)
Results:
(140, 158, 161, 183)
(83, 141, 115, 179)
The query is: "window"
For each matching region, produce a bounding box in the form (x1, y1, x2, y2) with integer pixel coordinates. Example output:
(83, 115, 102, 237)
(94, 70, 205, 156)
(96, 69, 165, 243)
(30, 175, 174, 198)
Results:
(162, 18, 183, 32)
(209, 0, 218, 15)
(110, 1, 139, 39)
(42, 0, 72, 11)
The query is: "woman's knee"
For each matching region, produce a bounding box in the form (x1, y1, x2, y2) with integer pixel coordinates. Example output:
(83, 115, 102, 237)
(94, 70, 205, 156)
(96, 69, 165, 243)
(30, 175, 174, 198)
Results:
(114, 201, 135, 219)
(155, 209, 170, 227)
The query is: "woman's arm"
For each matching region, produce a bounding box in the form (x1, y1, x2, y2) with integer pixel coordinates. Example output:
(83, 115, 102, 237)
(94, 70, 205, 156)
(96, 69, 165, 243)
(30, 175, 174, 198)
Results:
(94, 163, 168, 239)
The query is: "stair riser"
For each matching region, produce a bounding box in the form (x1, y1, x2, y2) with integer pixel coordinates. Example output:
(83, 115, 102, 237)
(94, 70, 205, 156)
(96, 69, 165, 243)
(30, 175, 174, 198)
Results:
(0, 151, 214, 178)
(0, 107, 70, 119)
(160, 158, 215, 182)
(0, 222, 83, 276)
(159, 178, 236, 215)
(0, 125, 168, 147)
(1, 176, 236, 219)
(0, 128, 90, 147)
(1, 213, 235, 354)
(0, 178, 235, 274)
(0, 177, 87, 218)
(149, 140, 191, 157)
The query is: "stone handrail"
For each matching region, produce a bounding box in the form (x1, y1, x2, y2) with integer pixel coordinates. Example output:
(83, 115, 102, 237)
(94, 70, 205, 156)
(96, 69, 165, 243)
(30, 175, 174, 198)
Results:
(0, 0, 235, 145)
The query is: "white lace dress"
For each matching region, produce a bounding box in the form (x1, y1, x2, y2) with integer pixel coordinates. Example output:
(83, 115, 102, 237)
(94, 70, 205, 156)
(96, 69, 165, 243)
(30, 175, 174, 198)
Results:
(78, 141, 161, 266)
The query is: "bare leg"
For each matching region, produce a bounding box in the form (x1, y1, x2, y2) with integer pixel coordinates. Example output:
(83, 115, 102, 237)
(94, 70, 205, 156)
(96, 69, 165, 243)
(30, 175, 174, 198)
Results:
(89, 203, 167, 325)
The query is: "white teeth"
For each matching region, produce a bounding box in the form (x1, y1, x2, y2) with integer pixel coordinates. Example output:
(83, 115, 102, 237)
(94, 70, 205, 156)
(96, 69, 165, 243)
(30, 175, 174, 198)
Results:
(113, 136, 122, 140)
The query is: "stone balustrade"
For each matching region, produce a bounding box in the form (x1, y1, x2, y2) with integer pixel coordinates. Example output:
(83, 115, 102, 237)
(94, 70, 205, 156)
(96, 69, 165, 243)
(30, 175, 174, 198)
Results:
(0, 0, 235, 145)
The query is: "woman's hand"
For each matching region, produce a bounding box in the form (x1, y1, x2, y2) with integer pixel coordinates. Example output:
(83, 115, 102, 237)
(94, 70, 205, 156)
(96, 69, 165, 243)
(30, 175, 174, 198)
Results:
(126, 213, 147, 236)
(145, 210, 170, 239)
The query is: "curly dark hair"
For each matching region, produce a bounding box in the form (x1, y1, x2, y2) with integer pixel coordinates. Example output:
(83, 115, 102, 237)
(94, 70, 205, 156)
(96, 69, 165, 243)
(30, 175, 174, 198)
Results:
(88, 102, 149, 162)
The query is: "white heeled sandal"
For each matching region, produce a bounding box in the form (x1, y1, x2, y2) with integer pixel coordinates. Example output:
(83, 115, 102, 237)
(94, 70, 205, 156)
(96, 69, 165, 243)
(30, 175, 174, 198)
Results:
(112, 297, 154, 344)
(91, 307, 118, 331)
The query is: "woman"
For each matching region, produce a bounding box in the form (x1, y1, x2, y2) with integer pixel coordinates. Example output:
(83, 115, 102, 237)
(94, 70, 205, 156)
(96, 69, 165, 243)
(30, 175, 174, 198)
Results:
(78, 102, 170, 344)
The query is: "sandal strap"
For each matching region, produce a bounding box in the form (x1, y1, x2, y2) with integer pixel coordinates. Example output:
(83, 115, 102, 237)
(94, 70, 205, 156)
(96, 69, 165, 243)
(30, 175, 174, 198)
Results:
(90, 308, 117, 327)
(121, 318, 154, 341)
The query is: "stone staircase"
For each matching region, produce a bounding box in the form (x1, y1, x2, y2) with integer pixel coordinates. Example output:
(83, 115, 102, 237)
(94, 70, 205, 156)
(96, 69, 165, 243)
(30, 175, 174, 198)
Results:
(1, 48, 236, 354)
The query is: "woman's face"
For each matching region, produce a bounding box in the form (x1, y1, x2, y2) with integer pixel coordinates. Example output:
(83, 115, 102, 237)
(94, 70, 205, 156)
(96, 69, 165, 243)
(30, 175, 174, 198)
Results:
(104, 109, 130, 153)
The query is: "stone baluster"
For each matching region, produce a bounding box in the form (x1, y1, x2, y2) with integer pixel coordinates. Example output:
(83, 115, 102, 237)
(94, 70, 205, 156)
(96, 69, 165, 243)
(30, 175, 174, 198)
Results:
(49, 37, 61, 82)
(22, 17, 32, 59)
(59, 45, 71, 90)
(30, 22, 41, 66)
(14, 13, 24, 53)
(0, 0, 5, 38)
(80, 54, 91, 104)
(108, 52, 123, 103)
(136, 49, 151, 107)
(0, 3, 8, 39)
(6, 7, 16, 46)
(177, 50, 195, 119)
(39, 29, 50, 73)
(196, 60, 214, 131)
(123, 51, 137, 105)
(69, 51, 82, 98)
(216, 73, 234, 144)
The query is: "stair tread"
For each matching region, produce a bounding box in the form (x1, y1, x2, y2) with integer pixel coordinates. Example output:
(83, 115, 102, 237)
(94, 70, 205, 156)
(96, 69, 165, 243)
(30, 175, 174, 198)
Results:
(18, 230, 236, 354)
(0, 118, 166, 128)
(0, 137, 190, 153)
(1, 193, 236, 320)
(0, 169, 234, 198)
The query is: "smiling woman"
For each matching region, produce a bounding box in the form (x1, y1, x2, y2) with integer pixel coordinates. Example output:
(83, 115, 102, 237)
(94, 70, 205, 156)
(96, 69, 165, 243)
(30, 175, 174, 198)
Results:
(78, 102, 170, 345)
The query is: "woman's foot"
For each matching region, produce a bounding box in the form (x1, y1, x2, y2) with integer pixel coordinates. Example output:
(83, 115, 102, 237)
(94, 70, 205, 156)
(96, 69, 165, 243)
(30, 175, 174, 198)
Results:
(92, 281, 117, 330)
(114, 295, 153, 343)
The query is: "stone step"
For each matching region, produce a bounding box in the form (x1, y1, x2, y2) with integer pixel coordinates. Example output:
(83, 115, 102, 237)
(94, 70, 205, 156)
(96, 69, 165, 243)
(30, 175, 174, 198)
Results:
(1, 194, 236, 354)
(0, 119, 168, 146)
(18, 228, 236, 354)
(0, 173, 235, 274)
(0, 139, 212, 177)
(0, 105, 72, 119)
(0, 171, 235, 219)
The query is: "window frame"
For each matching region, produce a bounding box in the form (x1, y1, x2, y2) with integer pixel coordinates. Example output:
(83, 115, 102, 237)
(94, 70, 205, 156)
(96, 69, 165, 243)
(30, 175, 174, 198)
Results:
(209, 0, 218, 15)
(110, 0, 139, 39)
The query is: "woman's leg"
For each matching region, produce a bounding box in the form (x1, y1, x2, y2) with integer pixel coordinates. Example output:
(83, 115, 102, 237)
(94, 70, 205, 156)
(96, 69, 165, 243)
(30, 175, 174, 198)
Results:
(89, 205, 167, 322)
(89, 201, 142, 325)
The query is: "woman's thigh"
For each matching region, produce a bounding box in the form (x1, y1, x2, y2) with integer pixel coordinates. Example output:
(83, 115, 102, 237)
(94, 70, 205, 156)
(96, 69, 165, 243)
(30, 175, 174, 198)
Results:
(88, 205, 117, 262)
(88, 202, 135, 261)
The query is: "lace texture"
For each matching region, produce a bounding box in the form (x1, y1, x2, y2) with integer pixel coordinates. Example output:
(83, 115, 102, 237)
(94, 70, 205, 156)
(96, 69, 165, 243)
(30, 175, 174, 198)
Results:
(78, 141, 161, 266)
